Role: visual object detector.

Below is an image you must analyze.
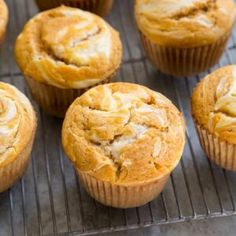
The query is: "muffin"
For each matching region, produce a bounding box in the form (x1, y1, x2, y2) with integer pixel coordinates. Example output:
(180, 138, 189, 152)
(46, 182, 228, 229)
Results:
(62, 82, 186, 208)
(15, 6, 122, 117)
(135, 0, 236, 77)
(0, 82, 37, 192)
(35, 0, 113, 17)
(0, 0, 8, 45)
(192, 66, 236, 170)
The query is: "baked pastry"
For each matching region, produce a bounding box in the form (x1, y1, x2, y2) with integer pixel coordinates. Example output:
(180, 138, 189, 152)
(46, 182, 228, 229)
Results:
(135, 0, 236, 77)
(0, 0, 8, 45)
(0, 82, 37, 192)
(192, 65, 236, 170)
(62, 82, 186, 208)
(15, 6, 122, 117)
(35, 0, 113, 17)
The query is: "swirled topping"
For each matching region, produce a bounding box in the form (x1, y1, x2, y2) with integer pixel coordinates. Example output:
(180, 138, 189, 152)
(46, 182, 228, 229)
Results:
(135, 0, 236, 47)
(0, 82, 36, 166)
(62, 83, 185, 184)
(15, 6, 122, 89)
(192, 66, 236, 144)
(0, 0, 8, 39)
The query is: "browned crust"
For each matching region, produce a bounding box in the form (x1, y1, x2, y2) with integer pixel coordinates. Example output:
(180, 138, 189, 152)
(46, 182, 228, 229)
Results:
(135, 0, 236, 48)
(192, 65, 236, 144)
(15, 6, 122, 89)
(62, 82, 186, 185)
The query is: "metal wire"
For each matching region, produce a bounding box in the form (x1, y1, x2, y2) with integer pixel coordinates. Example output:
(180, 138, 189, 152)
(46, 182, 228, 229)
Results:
(1, 0, 236, 235)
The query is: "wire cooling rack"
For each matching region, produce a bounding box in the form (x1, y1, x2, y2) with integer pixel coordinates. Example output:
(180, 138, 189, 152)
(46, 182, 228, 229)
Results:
(1, 0, 236, 235)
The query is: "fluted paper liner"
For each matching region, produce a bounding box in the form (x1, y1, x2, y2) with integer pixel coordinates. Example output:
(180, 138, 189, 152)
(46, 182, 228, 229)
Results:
(0, 133, 35, 192)
(140, 32, 229, 77)
(78, 170, 169, 208)
(25, 76, 113, 118)
(0, 33, 5, 46)
(196, 123, 236, 171)
(36, 0, 113, 17)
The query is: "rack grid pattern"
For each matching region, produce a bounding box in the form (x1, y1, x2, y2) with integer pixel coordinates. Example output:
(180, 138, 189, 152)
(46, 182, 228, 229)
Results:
(1, 0, 236, 235)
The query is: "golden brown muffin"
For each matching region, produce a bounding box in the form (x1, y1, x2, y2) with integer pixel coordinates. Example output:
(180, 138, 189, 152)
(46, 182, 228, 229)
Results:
(0, 82, 37, 192)
(0, 0, 8, 45)
(36, 0, 113, 17)
(135, 0, 236, 76)
(62, 82, 186, 208)
(15, 6, 122, 117)
(192, 65, 236, 170)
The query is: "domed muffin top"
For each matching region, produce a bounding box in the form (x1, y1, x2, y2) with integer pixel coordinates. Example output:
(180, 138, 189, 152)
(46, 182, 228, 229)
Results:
(135, 0, 236, 47)
(62, 83, 186, 185)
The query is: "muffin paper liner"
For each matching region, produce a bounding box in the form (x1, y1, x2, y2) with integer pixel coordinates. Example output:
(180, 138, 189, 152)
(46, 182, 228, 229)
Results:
(196, 123, 236, 171)
(0, 32, 6, 46)
(0, 133, 35, 192)
(25, 76, 113, 118)
(140, 32, 229, 77)
(78, 170, 169, 208)
(36, 0, 113, 17)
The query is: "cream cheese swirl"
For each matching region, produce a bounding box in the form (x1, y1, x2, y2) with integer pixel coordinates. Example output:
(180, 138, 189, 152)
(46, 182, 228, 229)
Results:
(15, 6, 122, 89)
(62, 83, 186, 184)
(135, 0, 236, 47)
(208, 68, 236, 139)
(0, 83, 36, 166)
(192, 65, 236, 145)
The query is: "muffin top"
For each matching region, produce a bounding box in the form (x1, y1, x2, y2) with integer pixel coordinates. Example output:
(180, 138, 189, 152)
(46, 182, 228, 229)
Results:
(62, 83, 185, 185)
(192, 65, 236, 144)
(0, 0, 8, 38)
(135, 0, 236, 48)
(0, 82, 36, 167)
(15, 6, 122, 89)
